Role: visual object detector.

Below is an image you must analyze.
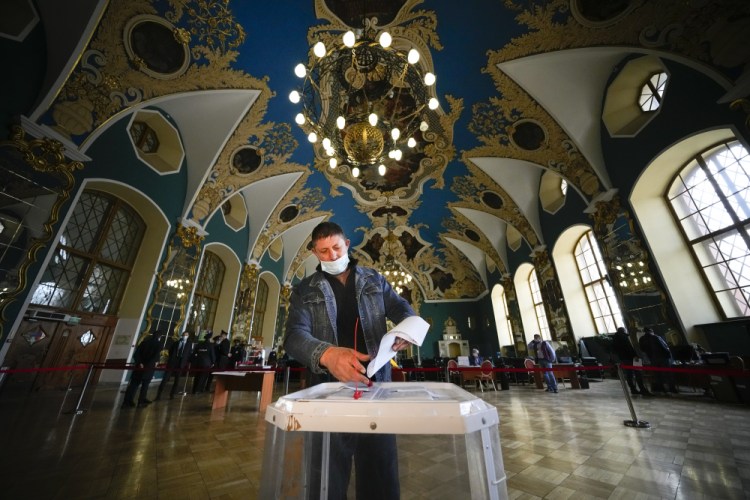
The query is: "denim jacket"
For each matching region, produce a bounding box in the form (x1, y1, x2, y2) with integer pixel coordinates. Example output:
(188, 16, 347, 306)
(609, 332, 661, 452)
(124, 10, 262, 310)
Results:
(283, 265, 415, 382)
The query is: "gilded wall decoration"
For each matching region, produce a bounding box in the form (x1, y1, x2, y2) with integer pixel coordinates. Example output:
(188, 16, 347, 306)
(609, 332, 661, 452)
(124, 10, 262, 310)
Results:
(252, 183, 331, 263)
(443, 212, 508, 275)
(306, 0, 460, 206)
(531, 247, 573, 346)
(0, 127, 84, 338)
(39, 0, 311, 230)
(589, 196, 677, 335)
(451, 169, 540, 249)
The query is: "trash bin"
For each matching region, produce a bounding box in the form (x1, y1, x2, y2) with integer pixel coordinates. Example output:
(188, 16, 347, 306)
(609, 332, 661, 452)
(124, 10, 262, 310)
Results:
(260, 381, 508, 500)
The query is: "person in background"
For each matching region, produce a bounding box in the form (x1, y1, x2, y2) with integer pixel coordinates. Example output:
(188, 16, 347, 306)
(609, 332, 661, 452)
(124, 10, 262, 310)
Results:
(468, 347, 483, 366)
(156, 331, 193, 400)
(284, 221, 417, 499)
(527, 334, 558, 393)
(216, 330, 231, 369)
(612, 327, 651, 396)
(229, 338, 245, 369)
(191, 333, 216, 394)
(122, 331, 163, 408)
(638, 327, 678, 394)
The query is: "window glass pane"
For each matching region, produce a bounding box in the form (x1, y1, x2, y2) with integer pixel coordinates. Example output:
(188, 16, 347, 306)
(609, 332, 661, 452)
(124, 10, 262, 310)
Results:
(99, 205, 145, 265)
(63, 192, 108, 253)
(30, 190, 144, 315)
(31, 254, 88, 309)
(80, 264, 127, 314)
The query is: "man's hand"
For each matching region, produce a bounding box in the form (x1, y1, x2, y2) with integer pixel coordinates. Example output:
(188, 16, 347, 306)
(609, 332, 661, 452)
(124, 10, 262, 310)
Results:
(392, 338, 411, 351)
(320, 346, 370, 384)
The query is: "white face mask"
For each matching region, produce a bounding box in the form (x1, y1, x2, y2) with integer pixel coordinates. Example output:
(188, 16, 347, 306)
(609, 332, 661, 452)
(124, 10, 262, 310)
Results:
(320, 253, 350, 275)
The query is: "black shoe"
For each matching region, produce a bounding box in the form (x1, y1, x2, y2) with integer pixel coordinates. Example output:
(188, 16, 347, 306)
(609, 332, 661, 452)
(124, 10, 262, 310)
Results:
(640, 391, 653, 396)
(553, 389, 558, 393)
(137, 400, 152, 407)
(121, 401, 136, 408)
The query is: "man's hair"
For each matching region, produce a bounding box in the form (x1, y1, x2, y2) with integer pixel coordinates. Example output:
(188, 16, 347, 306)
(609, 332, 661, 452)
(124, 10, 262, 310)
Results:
(311, 221, 346, 244)
(616, 327, 626, 334)
(533, 334, 541, 339)
(644, 327, 654, 334)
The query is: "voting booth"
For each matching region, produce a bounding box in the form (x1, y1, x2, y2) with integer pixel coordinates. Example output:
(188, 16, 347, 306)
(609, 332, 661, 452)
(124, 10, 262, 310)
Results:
(260, 382, 508, 499)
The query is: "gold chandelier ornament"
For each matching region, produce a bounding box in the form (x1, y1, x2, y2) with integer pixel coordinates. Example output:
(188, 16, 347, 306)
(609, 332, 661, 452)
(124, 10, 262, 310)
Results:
(379, 213, 413, 294)
(290, 27, 439, 177)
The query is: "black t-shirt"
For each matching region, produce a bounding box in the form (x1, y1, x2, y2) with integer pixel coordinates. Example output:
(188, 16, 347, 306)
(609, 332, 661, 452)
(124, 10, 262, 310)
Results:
(323, 266, 366, 354)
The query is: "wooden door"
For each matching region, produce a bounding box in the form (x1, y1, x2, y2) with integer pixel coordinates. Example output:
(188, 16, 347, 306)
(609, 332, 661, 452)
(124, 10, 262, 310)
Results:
(4, 312, 117, 391)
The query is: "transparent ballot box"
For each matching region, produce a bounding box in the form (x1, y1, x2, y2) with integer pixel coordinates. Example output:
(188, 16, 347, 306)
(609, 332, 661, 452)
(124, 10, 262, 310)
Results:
(260, 382, 507, 499)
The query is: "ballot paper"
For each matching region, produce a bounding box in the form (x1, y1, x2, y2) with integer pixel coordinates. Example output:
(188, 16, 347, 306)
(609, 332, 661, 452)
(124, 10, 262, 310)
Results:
(366, 316, 430, 378)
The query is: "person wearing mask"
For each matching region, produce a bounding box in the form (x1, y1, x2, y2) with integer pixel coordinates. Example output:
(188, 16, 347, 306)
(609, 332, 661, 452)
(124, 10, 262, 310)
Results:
(121, 331, 163, 408)
(612, 327, 651, 396)
(156, 331, 194, 400)
(527, 334, 558, 393)
(284, 221, 418, 499)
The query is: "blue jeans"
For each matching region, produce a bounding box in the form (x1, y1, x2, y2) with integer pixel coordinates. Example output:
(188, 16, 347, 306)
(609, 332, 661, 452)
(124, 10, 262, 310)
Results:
(538, 359, 557, 391)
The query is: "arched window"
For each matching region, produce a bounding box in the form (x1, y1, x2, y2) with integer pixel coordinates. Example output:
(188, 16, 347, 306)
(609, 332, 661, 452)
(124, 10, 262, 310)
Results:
(528, 268, 551, 340)
(574, 230, 624, 332)
(190, 250, 225, 331)
(668, 140, 750, 316)
(251, 279, 269, 339)
(31, 190, 145, 314)
(490, 284, 514, 348)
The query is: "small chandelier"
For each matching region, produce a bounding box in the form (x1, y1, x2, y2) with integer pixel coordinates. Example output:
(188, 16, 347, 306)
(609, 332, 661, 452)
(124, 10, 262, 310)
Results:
(379, 213, 413, 294)
(290, 26, 438, 178)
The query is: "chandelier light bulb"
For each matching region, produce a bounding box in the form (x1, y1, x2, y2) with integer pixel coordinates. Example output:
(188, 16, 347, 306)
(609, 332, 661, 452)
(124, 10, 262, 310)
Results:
(295, 113, 306, 125)
(407, 137, 417, 148)
(313, 41, 326, 58)
(326, 147, 335, 157)
(379, 31, 392, 48)
(368, 113, 378, 126)
(393, 149, 403, 161)
(407, 48, 420, 64)
(307, 132, 317, 143)
(419, 120, 429, 131)
(329, 158, 337, 169)
(378, 164, 386, 176)
(294, 63, 306, 78)
(351, 166, 360, 178)
(289, 90, 300, 103)
(428, 97, 439, 110)
(391, 128, 400, 140)
(343, 31, 356, 48)
(322, 137, 331, 149)
(424, 72, 436, 86)
(336, 116, 346, 129)
(388, 150, 395, 159)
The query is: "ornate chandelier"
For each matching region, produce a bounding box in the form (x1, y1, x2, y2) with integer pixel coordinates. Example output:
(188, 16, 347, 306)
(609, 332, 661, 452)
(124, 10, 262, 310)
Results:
(379, 213, 413, 294)
(289, 26, 438, 178)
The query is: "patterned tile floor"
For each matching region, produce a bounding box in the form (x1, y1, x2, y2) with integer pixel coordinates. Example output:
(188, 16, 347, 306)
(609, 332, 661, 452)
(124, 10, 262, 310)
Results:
(0, 376, 748, 499)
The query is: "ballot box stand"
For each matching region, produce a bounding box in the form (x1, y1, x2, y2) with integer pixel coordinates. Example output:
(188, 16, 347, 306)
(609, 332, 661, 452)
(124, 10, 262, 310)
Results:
(260, 382, 507, 500)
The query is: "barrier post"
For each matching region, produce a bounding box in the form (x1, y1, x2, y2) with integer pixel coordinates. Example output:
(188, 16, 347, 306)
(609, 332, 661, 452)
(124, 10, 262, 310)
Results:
(284, 365, 291, 395)
(618, 364, 650, 428)
(66, 363, 96, 415)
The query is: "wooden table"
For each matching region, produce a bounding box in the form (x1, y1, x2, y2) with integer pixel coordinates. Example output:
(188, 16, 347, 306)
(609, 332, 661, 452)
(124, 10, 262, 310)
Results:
(212, 370, 275, 411)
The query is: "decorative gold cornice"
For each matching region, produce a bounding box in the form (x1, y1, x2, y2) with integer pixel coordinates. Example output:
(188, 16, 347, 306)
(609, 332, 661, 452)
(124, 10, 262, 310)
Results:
(176, 224, 204, 249)
(6, 125, 84, 180)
